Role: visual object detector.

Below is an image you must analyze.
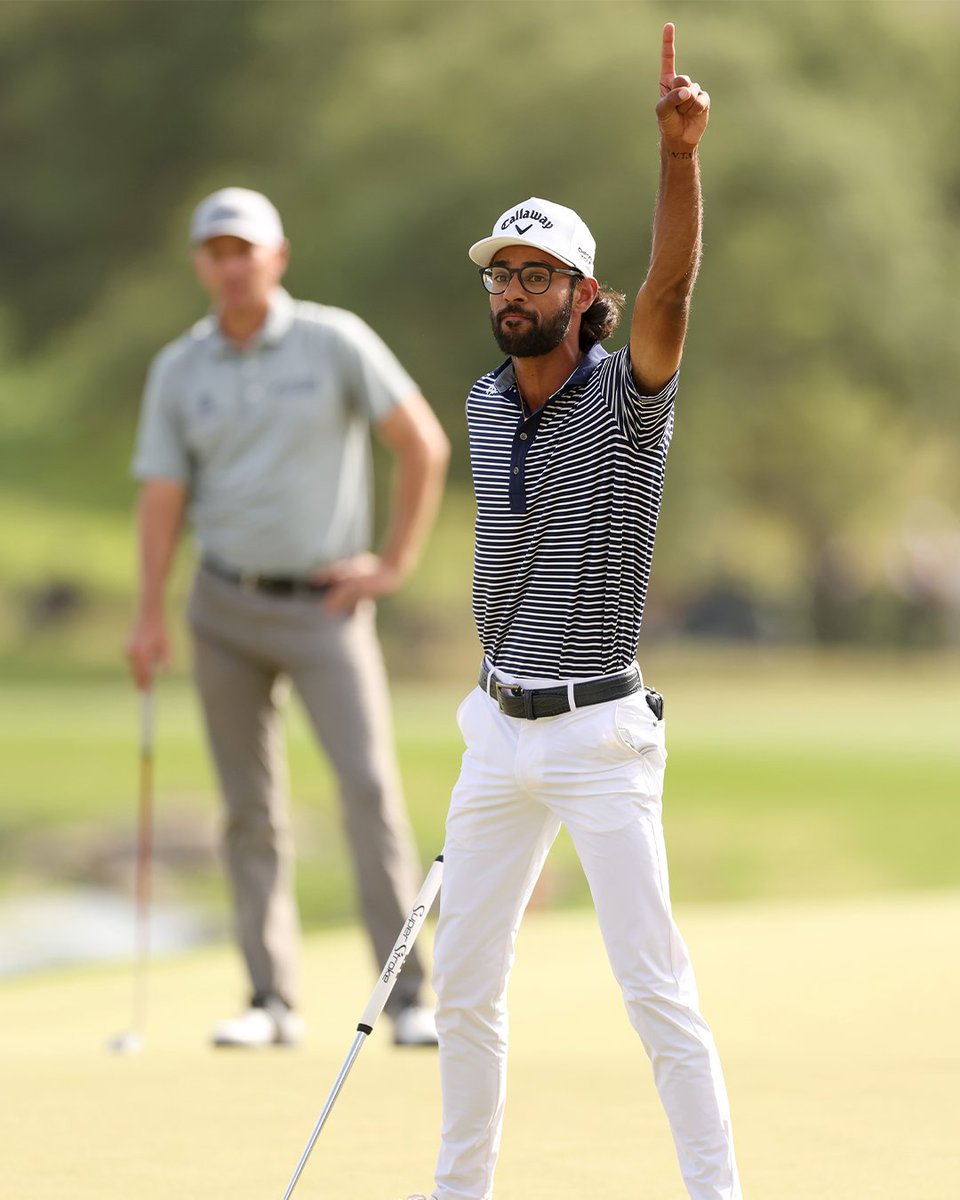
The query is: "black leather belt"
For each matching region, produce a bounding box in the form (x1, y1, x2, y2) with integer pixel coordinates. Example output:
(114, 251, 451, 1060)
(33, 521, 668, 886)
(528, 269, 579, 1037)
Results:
(479, 662, 642, 720)
(203, 558, 330, 598)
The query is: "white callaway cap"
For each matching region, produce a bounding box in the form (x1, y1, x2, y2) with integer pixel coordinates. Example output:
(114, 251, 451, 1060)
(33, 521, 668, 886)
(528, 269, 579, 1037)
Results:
(468, 196, 596, 278)
(189, 187, 285, 247)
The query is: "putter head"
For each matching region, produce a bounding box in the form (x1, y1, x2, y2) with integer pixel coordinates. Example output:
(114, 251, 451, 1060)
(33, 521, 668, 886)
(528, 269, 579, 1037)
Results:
(107, 1030, 143, 1055)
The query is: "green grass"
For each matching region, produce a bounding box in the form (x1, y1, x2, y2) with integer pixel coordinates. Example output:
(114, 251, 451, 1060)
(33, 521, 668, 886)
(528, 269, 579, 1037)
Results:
(1, 646, 957, 1198)
(1, 893, 958, 1199)
(1, 646, 957, 920)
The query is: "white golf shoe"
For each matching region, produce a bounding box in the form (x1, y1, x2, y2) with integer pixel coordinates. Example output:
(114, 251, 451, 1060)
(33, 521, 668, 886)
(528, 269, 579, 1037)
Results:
(392, 1004, 438, 1047)
(211, 999, 305, 1048)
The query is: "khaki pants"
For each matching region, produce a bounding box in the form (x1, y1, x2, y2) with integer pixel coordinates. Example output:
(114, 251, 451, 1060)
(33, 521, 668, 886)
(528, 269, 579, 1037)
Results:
(187, 564, 426, 1013)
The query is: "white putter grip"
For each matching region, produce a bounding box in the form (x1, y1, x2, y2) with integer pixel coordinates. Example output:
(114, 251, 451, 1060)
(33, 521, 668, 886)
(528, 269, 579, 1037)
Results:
(357, 854, 443, 1033)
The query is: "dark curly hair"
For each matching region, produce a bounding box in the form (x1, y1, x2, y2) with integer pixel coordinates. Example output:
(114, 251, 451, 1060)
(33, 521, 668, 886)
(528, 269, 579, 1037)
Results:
(579, 284, 627, 350)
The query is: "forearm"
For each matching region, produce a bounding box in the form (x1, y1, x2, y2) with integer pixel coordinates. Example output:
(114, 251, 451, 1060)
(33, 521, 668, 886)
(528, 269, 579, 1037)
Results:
(628, 21, 709, 391)
(646, 143, 703, 309)
(135, 480, 187, 619)
(379, 433, 449, 580)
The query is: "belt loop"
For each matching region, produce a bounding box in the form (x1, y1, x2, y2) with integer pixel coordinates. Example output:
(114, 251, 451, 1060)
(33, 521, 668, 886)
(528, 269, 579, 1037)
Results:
(566, 681, 578, 712)
(523, 689, 537, 720)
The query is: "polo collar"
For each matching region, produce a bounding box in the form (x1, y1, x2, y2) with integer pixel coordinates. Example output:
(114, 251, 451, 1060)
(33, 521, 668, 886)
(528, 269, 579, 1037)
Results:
(259, 288, 296, 345)
(204, 288, 296, 356)
(492, 340, 608, 401)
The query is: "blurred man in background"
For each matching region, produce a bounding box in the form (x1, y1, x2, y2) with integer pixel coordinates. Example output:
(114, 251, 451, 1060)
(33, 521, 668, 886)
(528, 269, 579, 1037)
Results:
(126, 187, 449, 1048)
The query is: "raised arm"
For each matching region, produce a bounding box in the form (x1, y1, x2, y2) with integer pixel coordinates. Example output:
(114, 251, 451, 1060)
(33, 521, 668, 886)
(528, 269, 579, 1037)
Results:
(629, 22, 711, 394)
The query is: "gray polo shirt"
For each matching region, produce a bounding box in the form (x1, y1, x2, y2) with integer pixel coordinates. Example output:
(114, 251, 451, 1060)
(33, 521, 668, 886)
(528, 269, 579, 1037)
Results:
(132, 289, 418, 574)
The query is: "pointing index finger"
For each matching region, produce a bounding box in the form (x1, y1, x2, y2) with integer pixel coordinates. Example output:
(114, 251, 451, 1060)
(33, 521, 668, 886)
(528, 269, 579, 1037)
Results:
(660, 22, 676, 94)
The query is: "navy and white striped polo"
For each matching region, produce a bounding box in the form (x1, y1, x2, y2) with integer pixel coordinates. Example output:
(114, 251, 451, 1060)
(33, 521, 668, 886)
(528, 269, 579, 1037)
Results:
(466, 342, 678, 679)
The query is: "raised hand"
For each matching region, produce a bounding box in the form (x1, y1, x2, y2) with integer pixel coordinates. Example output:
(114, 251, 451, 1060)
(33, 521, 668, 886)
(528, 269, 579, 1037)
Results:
(656, 22, 710, 151)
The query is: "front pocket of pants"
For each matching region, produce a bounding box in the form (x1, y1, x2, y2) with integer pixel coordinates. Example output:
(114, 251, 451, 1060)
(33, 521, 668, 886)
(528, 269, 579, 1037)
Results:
(455, 687, 481, 739)
(613, 698, 667, 768)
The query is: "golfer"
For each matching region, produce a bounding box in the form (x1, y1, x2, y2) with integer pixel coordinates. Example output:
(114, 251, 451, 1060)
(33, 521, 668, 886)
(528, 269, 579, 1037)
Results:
(405, 24, 741, 1200)
(126, 187, 449, 1048)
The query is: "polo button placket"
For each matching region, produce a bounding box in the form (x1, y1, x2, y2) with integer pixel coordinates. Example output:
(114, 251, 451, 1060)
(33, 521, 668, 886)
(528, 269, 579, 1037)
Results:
(241, 356, 262, 404)
(508, 401, 546, 515)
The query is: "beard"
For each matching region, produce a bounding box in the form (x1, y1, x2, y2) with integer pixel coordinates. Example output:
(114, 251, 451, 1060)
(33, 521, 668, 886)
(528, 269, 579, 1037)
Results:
(490, 290, 574, 357)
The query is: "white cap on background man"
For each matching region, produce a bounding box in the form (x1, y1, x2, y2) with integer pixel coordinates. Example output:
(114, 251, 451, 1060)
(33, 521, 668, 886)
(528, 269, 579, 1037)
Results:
(189, 187, 285, 247)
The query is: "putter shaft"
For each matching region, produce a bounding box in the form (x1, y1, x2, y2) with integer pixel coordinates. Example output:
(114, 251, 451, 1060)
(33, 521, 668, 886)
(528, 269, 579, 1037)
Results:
(132, 729, 154, 1032)
(279, 854, 443, 1200)
(109, 689, 155, 1054)
(280, 1031, 366, 1200)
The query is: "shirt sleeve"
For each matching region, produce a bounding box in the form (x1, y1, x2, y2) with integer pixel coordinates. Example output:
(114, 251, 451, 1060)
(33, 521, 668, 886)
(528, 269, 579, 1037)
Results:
(130, 346, 191, 482)
(599, 344, 678, 451)
(330, 310, 419, 423)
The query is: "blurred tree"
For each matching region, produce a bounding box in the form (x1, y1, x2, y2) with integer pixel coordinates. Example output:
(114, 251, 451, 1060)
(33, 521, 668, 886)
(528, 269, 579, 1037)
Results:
(0, 0, 958, 643)
(0, 1, 264, 350)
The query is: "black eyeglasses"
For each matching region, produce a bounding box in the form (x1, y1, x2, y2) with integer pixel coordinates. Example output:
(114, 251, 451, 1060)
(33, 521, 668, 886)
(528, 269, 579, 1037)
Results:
(479, 263, 583, 295)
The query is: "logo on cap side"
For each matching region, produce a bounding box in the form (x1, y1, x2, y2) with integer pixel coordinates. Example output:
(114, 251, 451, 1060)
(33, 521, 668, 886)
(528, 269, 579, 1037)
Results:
(209, 205, 241, 221)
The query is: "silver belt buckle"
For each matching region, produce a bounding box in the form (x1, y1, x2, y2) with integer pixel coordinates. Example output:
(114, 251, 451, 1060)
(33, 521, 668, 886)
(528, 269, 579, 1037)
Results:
(494, 680, 521, 713)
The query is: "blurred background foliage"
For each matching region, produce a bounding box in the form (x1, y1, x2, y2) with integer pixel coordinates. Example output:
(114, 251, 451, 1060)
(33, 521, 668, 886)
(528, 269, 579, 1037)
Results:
(1, 0, 959, 672)
(0, 0, 958, 948)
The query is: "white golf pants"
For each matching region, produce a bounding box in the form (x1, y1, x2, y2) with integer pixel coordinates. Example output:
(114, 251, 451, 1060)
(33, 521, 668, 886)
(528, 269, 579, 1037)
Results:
(432, 671, 742, 1200)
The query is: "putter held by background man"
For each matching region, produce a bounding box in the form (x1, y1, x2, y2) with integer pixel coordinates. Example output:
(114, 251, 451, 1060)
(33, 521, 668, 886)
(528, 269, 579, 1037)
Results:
(401, 23, 742, 1200)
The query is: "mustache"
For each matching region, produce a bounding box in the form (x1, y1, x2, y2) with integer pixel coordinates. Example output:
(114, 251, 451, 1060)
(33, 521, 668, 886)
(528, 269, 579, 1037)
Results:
(497, 304, 538, 322)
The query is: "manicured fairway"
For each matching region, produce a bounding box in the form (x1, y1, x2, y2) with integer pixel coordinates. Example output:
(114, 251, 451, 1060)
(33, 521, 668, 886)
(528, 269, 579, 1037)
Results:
(1, 891, 958, 1199)
(1, 648, 958, 924)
